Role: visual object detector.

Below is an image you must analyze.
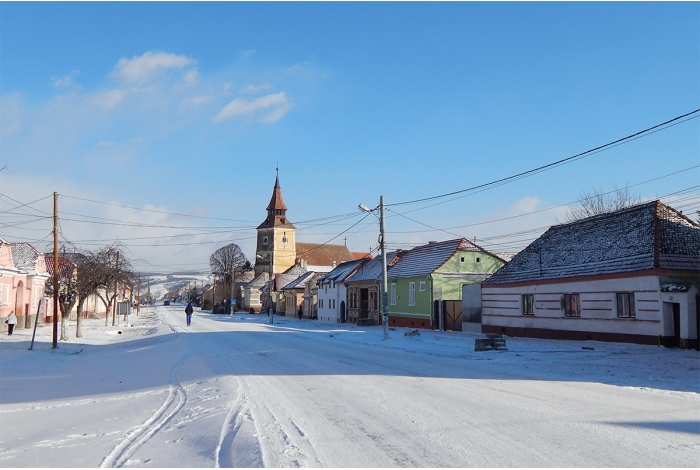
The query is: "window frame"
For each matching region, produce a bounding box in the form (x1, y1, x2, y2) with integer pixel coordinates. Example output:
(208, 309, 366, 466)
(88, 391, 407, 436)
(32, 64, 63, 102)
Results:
(563, 293, 581, 317)
(408, 282, 416, 306)
(616, 293, 636, 318)
(390, 283, 397, 306)
(419, 281, 426, 292)
(522, 294, 535, 315)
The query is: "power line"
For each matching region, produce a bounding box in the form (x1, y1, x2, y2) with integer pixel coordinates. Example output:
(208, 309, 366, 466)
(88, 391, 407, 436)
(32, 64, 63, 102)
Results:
(387, 109, 700, 208)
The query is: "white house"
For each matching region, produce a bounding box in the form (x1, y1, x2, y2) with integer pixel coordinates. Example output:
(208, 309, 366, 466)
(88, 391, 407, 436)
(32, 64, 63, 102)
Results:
(481, 201, 700, 349)
(316, 258, 369, 323)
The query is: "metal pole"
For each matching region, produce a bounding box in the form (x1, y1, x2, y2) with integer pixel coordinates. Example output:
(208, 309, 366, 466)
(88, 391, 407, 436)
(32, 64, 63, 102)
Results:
(380, 195, 388, 340)
(52, 192, 58, 349)
(29, 299, 42, 350)
(269, 256, 274, 324)
(137, 274, 141, 316)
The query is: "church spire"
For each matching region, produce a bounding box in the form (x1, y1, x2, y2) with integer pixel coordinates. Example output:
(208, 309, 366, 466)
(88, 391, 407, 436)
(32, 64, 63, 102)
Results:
(258, 170, 295, 230)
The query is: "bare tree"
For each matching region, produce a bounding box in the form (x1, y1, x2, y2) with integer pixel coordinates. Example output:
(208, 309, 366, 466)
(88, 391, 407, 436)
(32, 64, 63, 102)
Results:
(94, 246, 133, 326)
(45, 245, 78, 342)
(564, 184, 641, 223)
(209, 243, 249, 313)
(72, 248, 119, 338)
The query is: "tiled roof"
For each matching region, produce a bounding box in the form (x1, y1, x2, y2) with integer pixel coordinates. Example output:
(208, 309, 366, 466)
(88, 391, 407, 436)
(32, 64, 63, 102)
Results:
(44, 255, 76, 279)
(387, 239, 484, 279)
(295, 242, 355, 267)
(484, 200, 700, 285)
(351, 252, 372, 260)
(275, 265, 309, 291)
(319, 258, 367, 285)
(345, 251, 403, 283)
(9, 243, 42, 271)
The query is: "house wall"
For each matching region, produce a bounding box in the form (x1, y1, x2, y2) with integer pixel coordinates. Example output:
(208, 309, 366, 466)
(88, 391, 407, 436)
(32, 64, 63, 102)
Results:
(317, 282, 348, 323)
(387, 276, 433, 328)
(481, 274, 696, 345)
(346, 282, 380, 324)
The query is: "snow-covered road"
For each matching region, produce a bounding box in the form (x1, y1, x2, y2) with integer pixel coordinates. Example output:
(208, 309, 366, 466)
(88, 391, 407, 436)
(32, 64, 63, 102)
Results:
(1, 305, 698, 467)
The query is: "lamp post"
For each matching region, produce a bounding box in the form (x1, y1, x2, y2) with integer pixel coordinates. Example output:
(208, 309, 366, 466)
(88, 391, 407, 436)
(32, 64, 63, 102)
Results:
(256, 254, 274, 324)
(359, 196, 389, 340)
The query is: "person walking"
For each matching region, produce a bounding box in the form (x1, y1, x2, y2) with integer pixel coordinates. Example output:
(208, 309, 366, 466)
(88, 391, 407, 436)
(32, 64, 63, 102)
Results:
(5, 311, 17, 335)
(185, 302, 193, 327)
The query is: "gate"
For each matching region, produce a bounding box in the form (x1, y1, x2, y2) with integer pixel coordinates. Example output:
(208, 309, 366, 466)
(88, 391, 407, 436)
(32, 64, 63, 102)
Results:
(443, 300, 462, 332)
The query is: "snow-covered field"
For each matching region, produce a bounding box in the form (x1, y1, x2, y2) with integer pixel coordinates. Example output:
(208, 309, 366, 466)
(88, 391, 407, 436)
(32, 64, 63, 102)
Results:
(1, 306, 698, 467)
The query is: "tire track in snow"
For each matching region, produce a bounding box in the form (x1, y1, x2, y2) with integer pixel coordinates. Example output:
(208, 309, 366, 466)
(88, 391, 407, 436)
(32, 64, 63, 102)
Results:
(99, 353, 191, 468)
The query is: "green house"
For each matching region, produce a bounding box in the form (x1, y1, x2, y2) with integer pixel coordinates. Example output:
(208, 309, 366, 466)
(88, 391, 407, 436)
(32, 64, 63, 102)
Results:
(386, 238, 505, 329)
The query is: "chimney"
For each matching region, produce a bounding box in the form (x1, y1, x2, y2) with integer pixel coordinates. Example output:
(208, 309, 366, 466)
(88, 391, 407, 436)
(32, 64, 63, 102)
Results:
(332, 261, 336, 268)
(428, 241, 437, 245)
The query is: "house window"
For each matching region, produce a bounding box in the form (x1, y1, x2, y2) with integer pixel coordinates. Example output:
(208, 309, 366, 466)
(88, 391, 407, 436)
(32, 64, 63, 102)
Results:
(476, 257, 480, 263)
(563, 294, 580, 317)
(419, 281, 426, 292)
(262, 236, 268, 245)
(522, 294, 535, 315)
(320, 299, 323, 309)
(460, 257, 465, 262)
(0, 284, 9, 305)
(408, 282, 416, 306)
(282, 233, 288, 244)
(616, 293, 636, 318)
(390, 283, 397, 305)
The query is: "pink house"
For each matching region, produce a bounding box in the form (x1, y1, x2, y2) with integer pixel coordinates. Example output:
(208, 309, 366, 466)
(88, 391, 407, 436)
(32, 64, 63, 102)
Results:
(0, 238, 51, 331)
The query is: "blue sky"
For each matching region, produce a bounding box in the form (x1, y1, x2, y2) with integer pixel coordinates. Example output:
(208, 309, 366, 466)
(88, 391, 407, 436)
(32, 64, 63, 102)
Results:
(1, 2, 698, 273)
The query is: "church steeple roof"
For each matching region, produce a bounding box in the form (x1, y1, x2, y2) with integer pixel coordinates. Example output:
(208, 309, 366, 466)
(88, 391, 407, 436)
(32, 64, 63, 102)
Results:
(258, 170, 295, 230)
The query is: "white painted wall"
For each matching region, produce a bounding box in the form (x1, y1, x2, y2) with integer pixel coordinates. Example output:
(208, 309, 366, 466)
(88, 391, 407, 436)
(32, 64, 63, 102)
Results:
(481, 275, 683, 338)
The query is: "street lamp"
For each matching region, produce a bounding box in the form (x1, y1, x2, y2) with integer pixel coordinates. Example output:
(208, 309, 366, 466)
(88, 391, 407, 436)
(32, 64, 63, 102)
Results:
(359, 196, 389, 340)
(256, 254, 274, 324)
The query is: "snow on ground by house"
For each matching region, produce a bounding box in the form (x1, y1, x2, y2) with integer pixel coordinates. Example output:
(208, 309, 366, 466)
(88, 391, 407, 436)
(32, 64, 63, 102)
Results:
(0, 307, 698, 467)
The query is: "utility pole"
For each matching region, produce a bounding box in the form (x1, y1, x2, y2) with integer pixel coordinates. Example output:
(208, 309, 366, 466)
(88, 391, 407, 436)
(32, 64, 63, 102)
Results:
(52, 192, 58, 349)
(359, 196, 389, 340)
(112, 251, 119, 326)
(379, 196, 388, 340)
(137, 274, 141, 316)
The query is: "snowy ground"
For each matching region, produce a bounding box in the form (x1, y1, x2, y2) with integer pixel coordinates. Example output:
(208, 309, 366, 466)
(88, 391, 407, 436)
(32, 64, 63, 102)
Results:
(1, 305, 698, 468)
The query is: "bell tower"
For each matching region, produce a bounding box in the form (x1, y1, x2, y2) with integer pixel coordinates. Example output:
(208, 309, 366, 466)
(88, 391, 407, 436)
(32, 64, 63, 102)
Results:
(255, 170, 297, 277)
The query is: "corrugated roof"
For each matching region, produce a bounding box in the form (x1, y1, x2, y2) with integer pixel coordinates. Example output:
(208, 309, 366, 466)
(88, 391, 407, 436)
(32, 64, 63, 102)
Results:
(387, 239, 484, 279)
(484, 200, 700, 284)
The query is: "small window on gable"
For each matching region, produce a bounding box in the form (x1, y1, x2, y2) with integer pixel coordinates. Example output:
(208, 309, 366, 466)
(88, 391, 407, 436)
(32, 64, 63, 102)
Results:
(460, 256, 465, 262)
(476, 257, 480, 263)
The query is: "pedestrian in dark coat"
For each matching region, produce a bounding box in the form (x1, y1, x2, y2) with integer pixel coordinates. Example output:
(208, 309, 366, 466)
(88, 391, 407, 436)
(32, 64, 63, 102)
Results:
(5, 311, 17, 335)
(185, 302, 194, 326)
(298, 305, 303, 320)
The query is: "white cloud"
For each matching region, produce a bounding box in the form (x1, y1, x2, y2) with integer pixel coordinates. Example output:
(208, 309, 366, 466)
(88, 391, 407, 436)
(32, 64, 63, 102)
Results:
(213, 92, 292, 123)
(240, 83, 271, 94)
(111, 51, 195, 83)
(182, 95, 213, 106)
(183, 69, 199, 86)
(89, 89, 130, 108)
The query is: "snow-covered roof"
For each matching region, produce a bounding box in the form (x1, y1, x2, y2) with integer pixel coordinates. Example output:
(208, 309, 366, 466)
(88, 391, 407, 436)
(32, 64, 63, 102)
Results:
(484, 200, 700, 285)
(245, 272, 269, 289)
(281, 271, 317, 290)
(9, 243, 42, 272)
(387, 239, 490, 279)
(318, 258, 367, 285)
(345, 251, 403, 283)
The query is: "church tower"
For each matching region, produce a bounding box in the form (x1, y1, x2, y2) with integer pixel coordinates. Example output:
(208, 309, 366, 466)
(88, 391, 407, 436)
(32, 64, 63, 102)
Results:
(255, 171, 297, 277)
